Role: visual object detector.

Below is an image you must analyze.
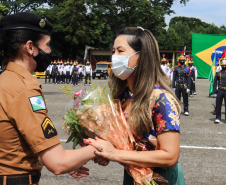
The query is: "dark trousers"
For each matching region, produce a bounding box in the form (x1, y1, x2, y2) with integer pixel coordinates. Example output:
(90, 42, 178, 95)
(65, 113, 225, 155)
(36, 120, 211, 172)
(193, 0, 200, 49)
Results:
(61, 74, 65, 83)
(193, 82, 196, 92)
(66, 71, 70, 84)
(52, 72, 58, 84)
(175, 85, 188, 112)
(56, 74, 60, 83)
(190, 81, 194, 95)
(85, 73, 91, 85)
(45, 71, 50, 83)
(216, 89, 226, 120)
(72, 73, 78, 85)
(79, 72, 83, 82)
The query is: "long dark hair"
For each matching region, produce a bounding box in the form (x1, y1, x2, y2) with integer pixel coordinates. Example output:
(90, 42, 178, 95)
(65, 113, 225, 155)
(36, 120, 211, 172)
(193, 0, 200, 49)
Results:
(109, 27, 179, 136)
(1, 29, 44, 66)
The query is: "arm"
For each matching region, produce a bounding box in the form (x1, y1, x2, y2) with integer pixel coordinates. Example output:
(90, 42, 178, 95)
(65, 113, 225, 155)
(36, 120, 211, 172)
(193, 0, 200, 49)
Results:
(172, 68, 177, 88)
(213, 72, 218, 94)
(90, 67, 92, 76)
(85, 92, 180, 168)
(186, 68, 191, 90)
(39, 144, 96, 175)
(85, 132, 179, 168)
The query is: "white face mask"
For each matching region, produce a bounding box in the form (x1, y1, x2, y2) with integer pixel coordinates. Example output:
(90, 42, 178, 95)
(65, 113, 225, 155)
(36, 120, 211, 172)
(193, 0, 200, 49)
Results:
(111, 51, 139, 80)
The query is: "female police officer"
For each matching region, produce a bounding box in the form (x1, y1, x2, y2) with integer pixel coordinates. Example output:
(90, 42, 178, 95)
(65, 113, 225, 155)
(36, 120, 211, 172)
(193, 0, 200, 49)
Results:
(0, 12, 107, 185)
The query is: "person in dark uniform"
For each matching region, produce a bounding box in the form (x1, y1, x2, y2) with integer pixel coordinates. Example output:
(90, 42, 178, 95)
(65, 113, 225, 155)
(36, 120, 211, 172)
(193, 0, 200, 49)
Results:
(72, 62, 79, 86)
(0, 12, 108, 185)
(187, 57, 195, 97)
(213, 59, 222, 115)
(44, 64, 52, 84)
(172, 50, 191, 116)
(52, 60, 58, 84)
(213, 56, 226, 123)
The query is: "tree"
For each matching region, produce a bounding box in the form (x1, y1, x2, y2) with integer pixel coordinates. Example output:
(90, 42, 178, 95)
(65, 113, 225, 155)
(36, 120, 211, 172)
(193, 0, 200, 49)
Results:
(0, 0, 190, 59)
(0, 0, 51, 16)
(164, 28, 183, 49)
(170, 20, 192, 49)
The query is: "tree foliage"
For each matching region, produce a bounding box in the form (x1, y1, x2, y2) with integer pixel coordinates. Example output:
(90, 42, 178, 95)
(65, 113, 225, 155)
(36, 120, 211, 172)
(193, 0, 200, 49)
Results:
(165, 16, 226, 50)
(38, 0, 189, 59)
(3, 0, 218, 61)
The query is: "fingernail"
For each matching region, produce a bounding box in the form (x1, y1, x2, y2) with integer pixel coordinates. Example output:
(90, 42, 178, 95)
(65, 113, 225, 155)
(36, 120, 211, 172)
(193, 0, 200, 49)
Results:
(89, 141, 91, 143)
(94, 151, 96, 153)
(83, 139, 86, 141)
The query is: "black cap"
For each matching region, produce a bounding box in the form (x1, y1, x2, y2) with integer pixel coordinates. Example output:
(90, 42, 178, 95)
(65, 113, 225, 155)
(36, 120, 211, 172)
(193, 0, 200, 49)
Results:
(0, 12, 53, 35)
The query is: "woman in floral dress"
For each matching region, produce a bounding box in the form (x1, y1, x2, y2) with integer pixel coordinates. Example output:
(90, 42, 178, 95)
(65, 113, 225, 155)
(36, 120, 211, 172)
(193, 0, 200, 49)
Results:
(85, 27, 186, 185)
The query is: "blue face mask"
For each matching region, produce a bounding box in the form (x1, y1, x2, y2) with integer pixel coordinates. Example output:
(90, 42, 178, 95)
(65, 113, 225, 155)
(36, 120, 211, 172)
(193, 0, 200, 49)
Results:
(111, 51, 139, 80)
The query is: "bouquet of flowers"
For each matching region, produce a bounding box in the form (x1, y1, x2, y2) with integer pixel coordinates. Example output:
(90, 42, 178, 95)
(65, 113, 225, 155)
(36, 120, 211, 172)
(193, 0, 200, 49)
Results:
(60, 83, 168, 185)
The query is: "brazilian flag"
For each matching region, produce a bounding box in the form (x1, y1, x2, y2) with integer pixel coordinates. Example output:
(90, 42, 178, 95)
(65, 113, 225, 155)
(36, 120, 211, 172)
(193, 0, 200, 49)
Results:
(192, 33, 226, 78)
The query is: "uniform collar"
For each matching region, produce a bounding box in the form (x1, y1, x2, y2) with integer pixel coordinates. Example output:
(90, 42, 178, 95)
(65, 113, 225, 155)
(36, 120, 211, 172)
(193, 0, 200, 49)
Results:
(6, 62, 41, 85)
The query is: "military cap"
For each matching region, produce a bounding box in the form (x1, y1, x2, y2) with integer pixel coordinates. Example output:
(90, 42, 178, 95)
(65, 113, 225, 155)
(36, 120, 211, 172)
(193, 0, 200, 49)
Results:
(161, 54, 167, 62)
(220, 50, 226, 65)
(220, 59, 226, 65)
(177, 49, 186, 61)
(0, 12, 52, 35)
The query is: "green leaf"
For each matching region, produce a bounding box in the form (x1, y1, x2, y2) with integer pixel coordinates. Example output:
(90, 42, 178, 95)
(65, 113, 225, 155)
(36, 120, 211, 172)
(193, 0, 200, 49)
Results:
(73, 137, 78, 149)
(66, 134, 74, 143)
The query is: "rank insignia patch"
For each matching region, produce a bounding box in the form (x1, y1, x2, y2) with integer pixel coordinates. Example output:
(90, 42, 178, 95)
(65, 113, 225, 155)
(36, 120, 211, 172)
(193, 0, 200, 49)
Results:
(29, 96, 46, 112)
(41, 117, 57, 138)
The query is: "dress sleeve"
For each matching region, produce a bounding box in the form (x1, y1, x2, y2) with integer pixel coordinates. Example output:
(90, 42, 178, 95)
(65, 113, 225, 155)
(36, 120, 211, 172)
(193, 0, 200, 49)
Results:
(152, 92, 180, 135)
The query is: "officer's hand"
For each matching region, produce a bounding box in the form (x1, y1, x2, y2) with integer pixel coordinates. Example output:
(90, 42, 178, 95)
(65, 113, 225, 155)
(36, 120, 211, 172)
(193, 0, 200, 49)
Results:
(69, 166, 89, 178)
(186, 89, 190, 93)
(173, 88, 176, 91)
(93, 156, 109, 166)
(214, 94, 217, 98)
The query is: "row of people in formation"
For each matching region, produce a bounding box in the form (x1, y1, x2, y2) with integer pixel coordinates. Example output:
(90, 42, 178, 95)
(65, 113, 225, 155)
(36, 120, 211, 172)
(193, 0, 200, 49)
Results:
(44, 61, 92, 86)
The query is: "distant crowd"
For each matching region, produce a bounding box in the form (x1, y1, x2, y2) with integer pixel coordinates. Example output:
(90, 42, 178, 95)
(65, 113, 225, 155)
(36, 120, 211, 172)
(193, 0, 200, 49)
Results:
(44, 59, 92, 86)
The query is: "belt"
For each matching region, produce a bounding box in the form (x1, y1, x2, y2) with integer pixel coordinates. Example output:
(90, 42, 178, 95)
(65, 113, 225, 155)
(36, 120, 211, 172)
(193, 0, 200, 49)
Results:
(176, 82, 186, 86)
(0, 173, 40, 185)
(218, 86, 226, 90)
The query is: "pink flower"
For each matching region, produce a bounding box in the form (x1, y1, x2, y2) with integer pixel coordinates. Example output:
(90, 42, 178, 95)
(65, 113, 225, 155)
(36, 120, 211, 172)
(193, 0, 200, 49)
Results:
(74, 100, 80, 107)
(74, 89, 83, 97)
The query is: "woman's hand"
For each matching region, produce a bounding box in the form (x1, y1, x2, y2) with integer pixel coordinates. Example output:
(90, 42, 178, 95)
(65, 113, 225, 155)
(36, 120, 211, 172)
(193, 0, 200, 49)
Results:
(84, 137, 119, 161)
(69, 166, 89, 178)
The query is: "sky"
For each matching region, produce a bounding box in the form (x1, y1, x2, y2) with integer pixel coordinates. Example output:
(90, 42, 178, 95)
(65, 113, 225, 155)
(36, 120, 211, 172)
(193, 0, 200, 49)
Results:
(165, 0, 226, 28)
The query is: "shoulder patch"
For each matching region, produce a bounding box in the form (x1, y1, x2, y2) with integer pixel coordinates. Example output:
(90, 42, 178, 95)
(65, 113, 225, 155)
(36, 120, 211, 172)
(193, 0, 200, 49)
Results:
(41, 117, 57, 138)
(29, 96, 46, 112)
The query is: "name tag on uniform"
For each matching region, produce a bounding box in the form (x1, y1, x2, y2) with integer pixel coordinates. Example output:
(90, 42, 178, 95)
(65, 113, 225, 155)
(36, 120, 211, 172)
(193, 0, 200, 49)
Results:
(29, 96, 46, 112)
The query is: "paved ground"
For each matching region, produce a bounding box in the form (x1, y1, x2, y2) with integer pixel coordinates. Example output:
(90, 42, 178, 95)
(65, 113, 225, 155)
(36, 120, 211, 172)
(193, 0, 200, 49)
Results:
(37, 77, 226, 185)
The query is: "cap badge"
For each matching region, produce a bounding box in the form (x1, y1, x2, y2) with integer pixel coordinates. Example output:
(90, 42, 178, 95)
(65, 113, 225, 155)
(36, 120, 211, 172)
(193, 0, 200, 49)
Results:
(39, 19, 45, 28)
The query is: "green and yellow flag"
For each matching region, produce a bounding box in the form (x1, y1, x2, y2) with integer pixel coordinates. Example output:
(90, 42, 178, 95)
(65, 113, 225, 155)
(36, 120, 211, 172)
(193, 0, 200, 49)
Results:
(208, 51, 216, 96)
(192, 33, 226, 78)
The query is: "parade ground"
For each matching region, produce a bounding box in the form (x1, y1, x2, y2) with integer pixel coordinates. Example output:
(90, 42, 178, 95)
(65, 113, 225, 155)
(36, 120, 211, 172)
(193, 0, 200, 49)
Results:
(38, 77, 226, 185)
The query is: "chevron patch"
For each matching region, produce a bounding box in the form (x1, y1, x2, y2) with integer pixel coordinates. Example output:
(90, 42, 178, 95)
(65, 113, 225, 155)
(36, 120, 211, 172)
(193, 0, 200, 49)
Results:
(41, 117, 57, 138)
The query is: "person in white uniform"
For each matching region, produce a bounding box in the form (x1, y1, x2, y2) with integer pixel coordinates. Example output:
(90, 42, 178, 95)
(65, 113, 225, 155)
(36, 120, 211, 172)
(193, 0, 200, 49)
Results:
(84, 61, 92, 86)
